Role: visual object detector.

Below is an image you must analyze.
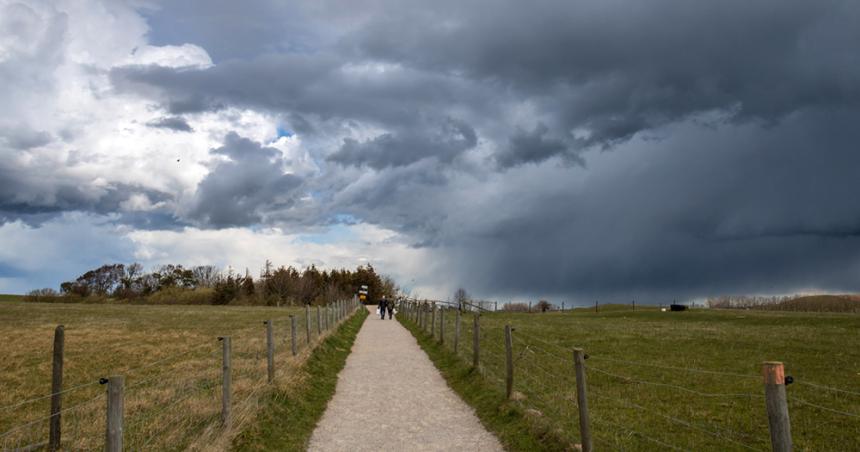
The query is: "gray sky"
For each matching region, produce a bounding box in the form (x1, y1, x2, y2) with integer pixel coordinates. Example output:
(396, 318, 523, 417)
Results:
(2, 0, 859, 303)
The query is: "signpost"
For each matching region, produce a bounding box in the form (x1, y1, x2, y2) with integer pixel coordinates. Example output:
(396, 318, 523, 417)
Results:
(358, 285, 368, 302)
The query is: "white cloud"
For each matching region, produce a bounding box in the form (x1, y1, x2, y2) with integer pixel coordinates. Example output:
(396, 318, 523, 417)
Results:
(127, 223, 439, 293)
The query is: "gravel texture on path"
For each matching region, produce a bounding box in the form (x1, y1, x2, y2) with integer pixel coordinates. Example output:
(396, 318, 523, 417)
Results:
(307, 306, 504, 452)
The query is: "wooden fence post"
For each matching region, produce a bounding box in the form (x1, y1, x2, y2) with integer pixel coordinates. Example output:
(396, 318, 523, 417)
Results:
(504, 325, 513, 399)
(220, 337, 231, 427)
(473, 313, 480, 368)
(265, 320, 274, 383)
(105, 375, 124, 452)
(573, 348, 592, 452)
(306, 305, 312, 344)
(454, 308, 461, 354)
(595, 301, 598, 313)
(528, 301, 532, 312)
(763, 362, 792, 452)
(439, 307, 445, 344)
(317, 306, 322, 335)
(49, 325, 64, 452)
(290, 316, 297, 356)
(431, 303, 437, 338)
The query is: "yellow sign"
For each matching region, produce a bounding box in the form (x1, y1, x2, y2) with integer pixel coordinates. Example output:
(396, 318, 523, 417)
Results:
(359, 294, 367, 300)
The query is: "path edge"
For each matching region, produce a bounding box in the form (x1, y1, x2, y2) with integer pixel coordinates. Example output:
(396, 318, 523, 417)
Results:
(397, 314, 572, 452)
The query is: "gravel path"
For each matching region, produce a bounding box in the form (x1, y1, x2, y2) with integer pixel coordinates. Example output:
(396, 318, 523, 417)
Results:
(307, 306, 504, 452)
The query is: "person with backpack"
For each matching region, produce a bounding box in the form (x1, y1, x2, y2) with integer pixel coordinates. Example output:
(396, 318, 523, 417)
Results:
(379, 295, 388, 320)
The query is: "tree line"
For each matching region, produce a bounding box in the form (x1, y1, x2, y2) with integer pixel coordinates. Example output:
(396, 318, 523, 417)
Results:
(28, 261, 397, 306)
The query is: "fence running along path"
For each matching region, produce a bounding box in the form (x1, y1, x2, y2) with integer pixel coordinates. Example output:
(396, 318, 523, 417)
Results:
(397, 299, 860, 451)
(0, 298, 362, 451)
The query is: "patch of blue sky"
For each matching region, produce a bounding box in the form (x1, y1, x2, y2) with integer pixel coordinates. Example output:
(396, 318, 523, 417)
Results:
(332, 213, 359, 224)
(276, 126, 293, 139)
(294, 222, 358, 245)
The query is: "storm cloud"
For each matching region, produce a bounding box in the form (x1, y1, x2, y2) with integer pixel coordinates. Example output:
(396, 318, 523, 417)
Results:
(189, 132, 304, 227)
(3, 0, 860, 300)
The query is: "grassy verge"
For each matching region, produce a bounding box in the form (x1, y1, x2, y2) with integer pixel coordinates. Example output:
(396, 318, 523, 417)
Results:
(399, 315, 568, 451)
(233, 306, 368, 451)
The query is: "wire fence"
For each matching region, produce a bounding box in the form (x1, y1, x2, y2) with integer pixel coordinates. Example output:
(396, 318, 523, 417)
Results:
(0, 299, 361, 451)
(398, 300, 860, 451)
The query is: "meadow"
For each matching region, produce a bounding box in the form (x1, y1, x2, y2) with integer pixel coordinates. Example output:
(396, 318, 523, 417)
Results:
(406, 303, 860, 451)
(0, 300, 346, 451)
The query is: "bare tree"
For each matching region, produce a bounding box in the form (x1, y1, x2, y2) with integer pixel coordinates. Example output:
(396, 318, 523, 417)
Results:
(192, 265, 221, 288)
(454, 287, 469, 311)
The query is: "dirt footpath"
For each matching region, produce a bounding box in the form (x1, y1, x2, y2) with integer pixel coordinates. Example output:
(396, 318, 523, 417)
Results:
(307, 306, 504, 452)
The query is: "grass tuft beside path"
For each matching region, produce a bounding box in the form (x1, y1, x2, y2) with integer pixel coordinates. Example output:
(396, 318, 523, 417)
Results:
(233, 306, 368, 451)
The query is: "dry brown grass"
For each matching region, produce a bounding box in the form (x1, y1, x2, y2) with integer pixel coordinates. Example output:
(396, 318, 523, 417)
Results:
(0, 301, 352, 451)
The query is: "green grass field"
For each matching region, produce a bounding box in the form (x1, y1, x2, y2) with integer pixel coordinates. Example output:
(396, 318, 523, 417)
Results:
(0, 300, 353, 451)
(405, 304, 860, 451)
(0, 294, 24, 302)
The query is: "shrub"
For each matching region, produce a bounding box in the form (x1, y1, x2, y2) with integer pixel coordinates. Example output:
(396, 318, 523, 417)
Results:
(24, 288, 59, 303)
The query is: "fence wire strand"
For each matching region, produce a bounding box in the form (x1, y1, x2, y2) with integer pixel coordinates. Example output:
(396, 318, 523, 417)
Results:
(0, 380, 101, 413)
(789, 395, 860, 419)
(588, 365, 763, 399)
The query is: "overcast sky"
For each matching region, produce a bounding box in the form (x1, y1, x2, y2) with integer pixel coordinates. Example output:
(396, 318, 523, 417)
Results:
(2, 0, 860, 303)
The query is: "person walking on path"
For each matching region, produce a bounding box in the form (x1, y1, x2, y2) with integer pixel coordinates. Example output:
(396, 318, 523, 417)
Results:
(378, 295, 388, 320)
(386, 298, 394, 319)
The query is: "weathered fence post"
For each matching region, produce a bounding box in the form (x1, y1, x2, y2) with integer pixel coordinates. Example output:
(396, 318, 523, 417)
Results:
(595, 301, 598, 313)
(763, 362, 792, 452)
(573, 348, 592, 452)
(454, 308, 461, 354)
(317, 306, 322, 335)
(290, 316, 298, 356)
(49, 325, 64, 452)
(265, 320, 274, 383)
(504, 324, 513, 399)
(220, 337, 231, 427)
(473, 313, 480, 367)
(306, 305, 312, 344)
(528, 301, 532, 312)
(495, 301, 498, 311)
(431, 303, 437, 338)
(105, 375, 124, 452)
(439, 307, 445, 344)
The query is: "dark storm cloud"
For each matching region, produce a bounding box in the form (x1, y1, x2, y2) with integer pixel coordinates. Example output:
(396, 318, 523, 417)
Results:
(344, 0, 860, 161)
(328, 118, 477, 169)
(146, 116, 193, 132)
(189, 132, 304, 227)
(0, 126, 52, 150)
(494, 124, 581, 169)
(438, 109, 860, 301)
(0, 161, 178, 228)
